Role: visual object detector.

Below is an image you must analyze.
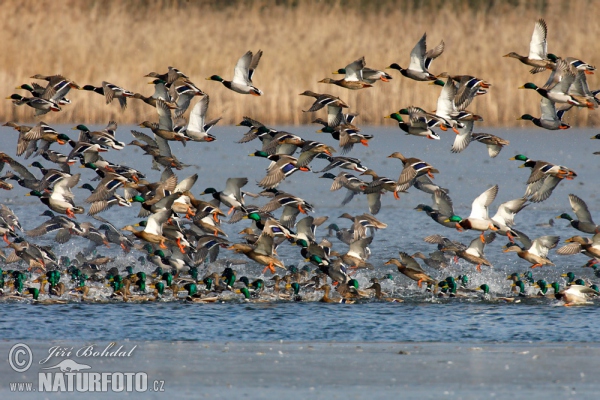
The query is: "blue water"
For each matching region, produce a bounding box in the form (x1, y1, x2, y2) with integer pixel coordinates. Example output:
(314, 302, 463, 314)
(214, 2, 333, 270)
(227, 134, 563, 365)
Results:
(1, 300, 597, 342)
(1, 125, 599, 343)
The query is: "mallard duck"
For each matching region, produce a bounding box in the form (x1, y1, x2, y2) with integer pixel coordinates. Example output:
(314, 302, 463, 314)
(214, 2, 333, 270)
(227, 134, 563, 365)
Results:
(445, 184, 499, 241)
(387, 151, 439, 192)
(511, 154, 576, 202)
(439, 233, 495, 272)
(555, 284, 599, 306)
(313, 154, 367, 173)
(503, 19, 554, 73)
(340, 236, 373, 269)
(300, 91, 349, 127)
(72, 122, 124, 150)
(476, 284, 516, 302)
(168, 78, 204, 117)
(176, 95, 220, 143)
(319, 57, 373, 90)
(384, 111, 440, 140)
(333, 65, 392, 84)
(556, 234, 600, 259)
(206, 50, 263, 95)
(250, 152, 310, 189)
(335, 124, 373, 154)
(415, 189, 457, 228)
(360, 169, 401, 199)
(145, 66, 188, 85)
(139, 100, 188, 143)
(25, 210, 84, 243)
(520, 60, 595, 108)
(503, 235, 560, 268)
(200, 177, 248, 214)
(338, 213, 386, 240)
(388, 33, 443, 81)
(318, 284, 353, 303)
(518, 98, 570, 130)
(27, 174, 84, 218)
(556, 194, 599, 234)
(121, 208, 171, 249)
(30, 74, 80, 101)
(83, 81, 133, 109)
(385, 253, 435, 287)
(227, 224, 285, 274)
(21, 121, 71, 146)
(490, 197, 528, 243)
(548, 54, 596, 74)
(6, 94, 61, 115)
(365, 281, 403, 302)
(470, 132, 510, 158)
(321, 172, 381, 214)
(411, 251, 449, 269)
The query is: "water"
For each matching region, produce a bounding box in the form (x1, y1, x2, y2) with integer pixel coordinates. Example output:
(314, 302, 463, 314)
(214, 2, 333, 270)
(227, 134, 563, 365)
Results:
(1, 125, 599, 343)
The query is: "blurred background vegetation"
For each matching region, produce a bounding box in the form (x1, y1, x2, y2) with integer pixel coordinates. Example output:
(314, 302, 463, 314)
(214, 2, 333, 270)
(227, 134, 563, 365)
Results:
(1, 0, 598, 126)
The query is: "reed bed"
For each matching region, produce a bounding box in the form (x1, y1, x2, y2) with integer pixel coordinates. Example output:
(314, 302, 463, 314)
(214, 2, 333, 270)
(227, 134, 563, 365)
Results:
(1, 0, 599, 127)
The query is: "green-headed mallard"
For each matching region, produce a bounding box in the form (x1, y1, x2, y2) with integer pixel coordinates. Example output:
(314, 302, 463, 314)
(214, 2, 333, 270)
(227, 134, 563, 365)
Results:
(319, 57, 373, 90)
(206, 50, 263, 96)
(518, 98, 570, 130)
(388, 33, 443, 81)
(445, 185, 499, 241)
(556, 194, 599, 234)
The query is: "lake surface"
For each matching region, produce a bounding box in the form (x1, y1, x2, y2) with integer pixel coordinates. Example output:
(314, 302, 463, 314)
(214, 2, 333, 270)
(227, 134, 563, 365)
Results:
(0, 124, 599, 344)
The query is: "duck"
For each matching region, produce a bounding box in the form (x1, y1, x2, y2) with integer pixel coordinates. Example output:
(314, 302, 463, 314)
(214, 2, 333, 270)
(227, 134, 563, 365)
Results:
(557, 235, 600, 259)
(360, 169, 402, 199)
(387, 151, 439, 193)
(520, 60, 595, 108)
(470, 132, 510, 158)
(388, 33, 443, 81)
(503, 19, 554, 73)
(26, 174, 84, 218)
(200, 177, 248, 214)
(6, 94, 61, 115)
(206, 50, 263, 95)
(445, 184, 499, 242)
(83, 81, 134, 109)
(365, 281, 403, 302)
(555, 284, 599, 306)
(518, 98, 570, 130)
(439, 233, 495, 272)
(511, 154, 576, 202)
(411, 251, 449, 270)
(251, 152, 310, 189)
(332, 65, 392, 84)
(318, 284, 353, 304)
(490, 197, 529, 243)
(384, 111, 440, 140)
(121, 208, 172, 250)
(385, 253, 436, 288)
(414, 189, 457, 229)
(319, 57, 373, 90)
(503, 235, 560, 268)
(176, 95, 220, 143)
(556, 194, 599, 234)
(476, 284, 517, 302)
(300, 91, 349, 127)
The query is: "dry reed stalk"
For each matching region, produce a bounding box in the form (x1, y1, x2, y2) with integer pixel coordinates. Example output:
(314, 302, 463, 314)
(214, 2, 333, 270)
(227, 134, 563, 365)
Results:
(1, 0, 598, 127)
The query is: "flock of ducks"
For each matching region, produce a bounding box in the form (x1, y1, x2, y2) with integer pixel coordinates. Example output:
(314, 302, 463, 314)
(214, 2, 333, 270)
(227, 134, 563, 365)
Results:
(1, 19, 600, 306)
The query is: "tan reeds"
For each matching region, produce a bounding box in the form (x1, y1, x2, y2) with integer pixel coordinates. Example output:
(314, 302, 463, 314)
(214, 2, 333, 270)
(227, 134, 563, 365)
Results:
(1, 0, 599, 127)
